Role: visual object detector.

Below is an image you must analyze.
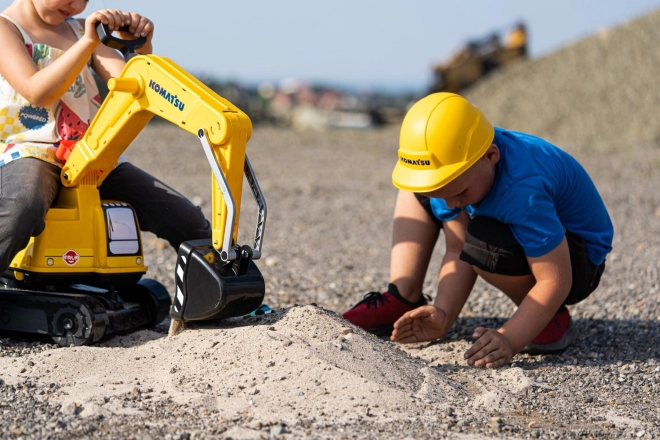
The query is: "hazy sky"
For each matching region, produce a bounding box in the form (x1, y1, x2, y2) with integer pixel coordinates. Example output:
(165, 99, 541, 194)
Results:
(3, 0, 660, 91)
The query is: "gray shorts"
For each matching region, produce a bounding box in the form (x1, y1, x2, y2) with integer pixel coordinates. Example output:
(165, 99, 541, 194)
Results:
(416, 194, 606, 305)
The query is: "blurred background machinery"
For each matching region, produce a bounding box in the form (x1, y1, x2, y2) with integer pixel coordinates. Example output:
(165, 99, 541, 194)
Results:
(430, 21, 528, 94)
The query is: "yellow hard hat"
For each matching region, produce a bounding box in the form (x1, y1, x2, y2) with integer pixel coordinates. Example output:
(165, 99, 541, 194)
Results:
(392, 93, 494, 193)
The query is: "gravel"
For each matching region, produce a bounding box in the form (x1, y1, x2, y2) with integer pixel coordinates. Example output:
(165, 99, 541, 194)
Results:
(1, 8, 660, 439)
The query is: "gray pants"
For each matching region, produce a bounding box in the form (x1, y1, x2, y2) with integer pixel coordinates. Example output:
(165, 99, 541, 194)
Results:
(0, 158, 211, 273)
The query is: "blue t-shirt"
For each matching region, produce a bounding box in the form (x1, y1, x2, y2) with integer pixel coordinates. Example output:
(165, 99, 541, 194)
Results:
(429, 128, 613, 265)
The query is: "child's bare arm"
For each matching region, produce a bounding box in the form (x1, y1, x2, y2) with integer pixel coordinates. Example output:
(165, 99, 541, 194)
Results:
(501, 237, 572, 350)
(391, 211, 478, 343)
(0, 10, 127, 107)
(0, 18, 95, 107)
(464, 237, 572, 367)
(433, 211, 479, 323)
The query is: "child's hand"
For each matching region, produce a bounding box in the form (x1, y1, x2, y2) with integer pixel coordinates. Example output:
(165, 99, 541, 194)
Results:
(464, 327, 514, 368)
(115, 12, 154, 42)
(83, 10, 129, 43)
(83, 10, 154, 49)
(391, 305, 448, 343)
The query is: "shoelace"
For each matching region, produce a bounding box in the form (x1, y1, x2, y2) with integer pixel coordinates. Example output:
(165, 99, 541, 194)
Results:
(358, 291, 390, 309)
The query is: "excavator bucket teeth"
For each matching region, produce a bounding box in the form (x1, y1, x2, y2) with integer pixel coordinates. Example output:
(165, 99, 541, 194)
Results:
(170, 239, 265, 322)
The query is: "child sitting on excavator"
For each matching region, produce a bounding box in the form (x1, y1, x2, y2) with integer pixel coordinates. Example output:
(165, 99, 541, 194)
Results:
(343, 93, 613, 368)
(0, 0, 210, 275)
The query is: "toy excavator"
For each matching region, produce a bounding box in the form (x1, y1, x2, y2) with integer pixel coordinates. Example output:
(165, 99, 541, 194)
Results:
(0, 24, 267, 346)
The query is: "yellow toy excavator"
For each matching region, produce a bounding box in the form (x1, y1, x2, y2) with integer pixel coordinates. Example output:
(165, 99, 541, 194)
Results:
(0, 24, 267, 346)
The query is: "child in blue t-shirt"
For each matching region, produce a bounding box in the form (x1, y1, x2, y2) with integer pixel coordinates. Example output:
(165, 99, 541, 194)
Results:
(343, 93, 613, 368)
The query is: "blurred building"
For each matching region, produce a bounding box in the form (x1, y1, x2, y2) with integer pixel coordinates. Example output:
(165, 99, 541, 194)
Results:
(189, 77, 412, 131)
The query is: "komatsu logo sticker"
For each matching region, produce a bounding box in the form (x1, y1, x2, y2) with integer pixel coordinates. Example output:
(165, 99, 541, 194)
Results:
(400, 156, 431, 167)
(62, 250, 80, 266)
(148, 80, 186, 111)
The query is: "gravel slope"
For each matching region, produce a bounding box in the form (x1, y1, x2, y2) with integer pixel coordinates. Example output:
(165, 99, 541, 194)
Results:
(464, 8, 660, 152)
(1, 8, 660, 440)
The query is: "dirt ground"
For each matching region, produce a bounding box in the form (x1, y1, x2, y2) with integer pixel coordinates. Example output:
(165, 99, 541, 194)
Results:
(1, 122, 659, 439)
(1, 9, 660, 439)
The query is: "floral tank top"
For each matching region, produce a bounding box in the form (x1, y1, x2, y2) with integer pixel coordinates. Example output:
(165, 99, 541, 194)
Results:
(0, 15, 101, 168)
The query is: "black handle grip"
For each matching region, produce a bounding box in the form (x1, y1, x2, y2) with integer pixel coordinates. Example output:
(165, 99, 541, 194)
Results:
(95, 22, 147, 61)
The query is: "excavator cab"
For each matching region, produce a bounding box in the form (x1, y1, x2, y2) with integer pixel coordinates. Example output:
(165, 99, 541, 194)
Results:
(0, 24, 267, 346)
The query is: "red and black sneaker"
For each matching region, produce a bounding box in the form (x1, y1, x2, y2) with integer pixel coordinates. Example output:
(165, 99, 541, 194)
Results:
(522, 306, 577, 355)
(342, 284, 428, 336)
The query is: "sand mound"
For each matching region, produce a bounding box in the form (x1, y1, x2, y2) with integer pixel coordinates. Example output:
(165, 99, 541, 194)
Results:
(0, 306, 465, 425)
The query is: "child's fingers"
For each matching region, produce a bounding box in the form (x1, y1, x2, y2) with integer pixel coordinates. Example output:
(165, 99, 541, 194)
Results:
(393, 308, 426, 329)
(473, 348, 507, 368)
(392, 314, 411, 330)
(105, 10, 121, 30)
(464, 330, 510, 366)
(463, 327, 493, 358)
(84, 11, 111, 41)
(465, 328, 513, 368)
(119, 11, 132, 27)
(484, 355, 509, 368)
(127, 12, 141, 35)
(466, 345, 500, 366)
(88, 11, 108, 27)
(471, 326, 488, 339)
(131, 15, 153, 38)
(393, 333, 421, 344)
(465, 341, 496, 366)
(407, 305, 436, 319)
(392, 320, 428, 343)
(96, 10, 123, 31)
(391, 327, 414, 342)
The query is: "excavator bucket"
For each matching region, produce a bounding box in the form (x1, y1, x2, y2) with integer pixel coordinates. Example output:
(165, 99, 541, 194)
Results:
(169, 240, 265, 321)
(167, 131, 268, 323)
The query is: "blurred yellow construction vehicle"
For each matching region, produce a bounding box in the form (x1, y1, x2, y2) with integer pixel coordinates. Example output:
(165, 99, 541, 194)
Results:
(430, 21, 527, 94)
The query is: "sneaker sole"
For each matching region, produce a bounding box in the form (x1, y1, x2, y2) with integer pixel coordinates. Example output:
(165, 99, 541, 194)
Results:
(522, 317, 577, 355)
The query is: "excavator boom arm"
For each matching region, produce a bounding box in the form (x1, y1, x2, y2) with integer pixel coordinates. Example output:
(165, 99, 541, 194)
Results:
(61, 55, 261, 257)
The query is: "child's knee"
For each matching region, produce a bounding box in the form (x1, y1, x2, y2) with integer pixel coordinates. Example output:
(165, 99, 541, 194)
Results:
(0, 196, 48, 238)
(0, 198, 49, 271)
